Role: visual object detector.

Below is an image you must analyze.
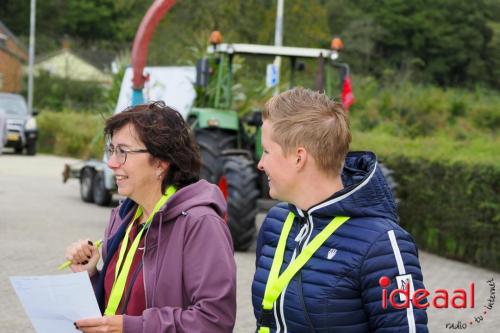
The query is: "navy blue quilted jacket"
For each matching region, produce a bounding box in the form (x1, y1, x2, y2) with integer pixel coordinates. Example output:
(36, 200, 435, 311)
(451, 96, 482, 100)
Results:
(252, 151, 428, 333)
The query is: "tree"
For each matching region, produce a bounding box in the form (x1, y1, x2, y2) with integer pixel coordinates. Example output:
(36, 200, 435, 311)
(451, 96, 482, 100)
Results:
(0, 0, 149, 53)
(2, 0, 499, 88)
(330, 0, 497, 87)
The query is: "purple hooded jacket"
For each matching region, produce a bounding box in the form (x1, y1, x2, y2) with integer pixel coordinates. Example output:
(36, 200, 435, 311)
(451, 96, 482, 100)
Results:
(91, 180, 236, 332)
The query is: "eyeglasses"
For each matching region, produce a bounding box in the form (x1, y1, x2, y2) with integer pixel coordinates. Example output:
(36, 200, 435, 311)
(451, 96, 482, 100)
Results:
(105, 144, 148, 165)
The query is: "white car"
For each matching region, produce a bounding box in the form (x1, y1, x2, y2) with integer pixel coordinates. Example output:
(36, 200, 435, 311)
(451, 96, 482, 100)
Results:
(0, 93, 38, 155)
(0, 109, 7, 154)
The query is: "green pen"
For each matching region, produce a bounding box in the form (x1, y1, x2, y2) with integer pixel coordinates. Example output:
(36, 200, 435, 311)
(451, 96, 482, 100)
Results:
(58, 239, 103, 270)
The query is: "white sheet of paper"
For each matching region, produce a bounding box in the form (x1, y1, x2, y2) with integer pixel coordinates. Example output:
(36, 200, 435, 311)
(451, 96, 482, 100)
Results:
(10, 272, 101, 333)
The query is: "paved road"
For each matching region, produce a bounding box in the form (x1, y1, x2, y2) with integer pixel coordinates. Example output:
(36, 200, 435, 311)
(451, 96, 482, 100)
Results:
(0, 153, 498, 333)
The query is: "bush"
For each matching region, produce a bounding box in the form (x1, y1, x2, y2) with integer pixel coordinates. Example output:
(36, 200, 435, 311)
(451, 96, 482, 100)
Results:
(383, 155, 500, 271)
(350, 77, 500, 138)
(37, 110, 106, 159)
(28, 70, 109, 113)
(472, 105, 500, 132)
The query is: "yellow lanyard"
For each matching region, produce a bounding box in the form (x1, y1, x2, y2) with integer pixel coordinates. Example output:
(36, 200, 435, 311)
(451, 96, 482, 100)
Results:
(104, 185, 176, 316)
(258, 212, 350, 333)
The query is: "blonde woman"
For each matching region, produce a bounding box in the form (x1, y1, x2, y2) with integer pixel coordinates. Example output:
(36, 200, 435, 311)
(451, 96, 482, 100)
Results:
(252, 88, 428, 333)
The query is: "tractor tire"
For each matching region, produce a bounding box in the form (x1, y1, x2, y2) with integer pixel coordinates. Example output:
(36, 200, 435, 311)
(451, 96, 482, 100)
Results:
(223, 155, 260, 251)
(80, 168, 95, 203)
(26, 140, 37, 156)
(92, 171, 112, 206)
(195, 128, 237, 184)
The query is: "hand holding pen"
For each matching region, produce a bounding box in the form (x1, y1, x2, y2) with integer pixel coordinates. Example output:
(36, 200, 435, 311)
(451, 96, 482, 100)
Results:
(62, 239, 102, 277)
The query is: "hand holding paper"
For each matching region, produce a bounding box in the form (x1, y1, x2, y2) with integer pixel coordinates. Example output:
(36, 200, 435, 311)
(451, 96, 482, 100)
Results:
(75, 314, 123, 333)
(10, 272, 101, 333)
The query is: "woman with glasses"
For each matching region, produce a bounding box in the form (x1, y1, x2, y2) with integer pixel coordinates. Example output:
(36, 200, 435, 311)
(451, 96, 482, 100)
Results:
(64, 101, 236, 332)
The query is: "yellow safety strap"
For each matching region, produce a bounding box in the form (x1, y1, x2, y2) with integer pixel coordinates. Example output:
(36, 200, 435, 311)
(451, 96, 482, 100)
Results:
(258, 212, 349, 333)
(104, 185, 176, 316)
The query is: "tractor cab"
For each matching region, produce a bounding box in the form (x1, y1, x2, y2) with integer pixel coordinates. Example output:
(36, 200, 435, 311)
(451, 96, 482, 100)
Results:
(187, 33, 353, 251)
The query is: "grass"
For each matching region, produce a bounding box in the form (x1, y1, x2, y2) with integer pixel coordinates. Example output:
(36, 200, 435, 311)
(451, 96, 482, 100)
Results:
(351, 129, 500, 166)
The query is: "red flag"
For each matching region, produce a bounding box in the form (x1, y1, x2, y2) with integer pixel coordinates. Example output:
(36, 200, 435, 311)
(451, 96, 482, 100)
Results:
(341, 75, 355, 112)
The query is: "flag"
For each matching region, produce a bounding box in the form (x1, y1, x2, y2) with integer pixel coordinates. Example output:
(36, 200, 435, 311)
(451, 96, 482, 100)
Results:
(341, 75, 355, 111)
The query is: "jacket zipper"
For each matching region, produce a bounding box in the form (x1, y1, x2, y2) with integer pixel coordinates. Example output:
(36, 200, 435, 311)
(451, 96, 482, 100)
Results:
(297, 214, 319, 333)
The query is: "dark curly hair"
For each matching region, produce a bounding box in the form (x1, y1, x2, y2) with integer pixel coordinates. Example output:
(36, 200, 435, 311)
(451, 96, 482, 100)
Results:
(104, 101, 201, 191)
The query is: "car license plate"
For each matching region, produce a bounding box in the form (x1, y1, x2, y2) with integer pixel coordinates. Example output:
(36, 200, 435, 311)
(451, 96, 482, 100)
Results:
(7, 133, 20, 141)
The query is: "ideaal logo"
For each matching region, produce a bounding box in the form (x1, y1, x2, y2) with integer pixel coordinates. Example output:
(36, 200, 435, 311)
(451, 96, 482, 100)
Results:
(445, 278, 496, 330)
(378, 276, 496, 330)
(378, 275, 475, 309)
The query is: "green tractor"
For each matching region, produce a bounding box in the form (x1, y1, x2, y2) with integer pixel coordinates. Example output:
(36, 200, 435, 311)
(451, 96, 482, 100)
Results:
(187, 33, 352, 251)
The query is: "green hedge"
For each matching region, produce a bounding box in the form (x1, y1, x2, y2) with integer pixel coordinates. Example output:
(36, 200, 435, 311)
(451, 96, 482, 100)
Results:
(383, 155, 500, 271)
(352, 130, 499, 271)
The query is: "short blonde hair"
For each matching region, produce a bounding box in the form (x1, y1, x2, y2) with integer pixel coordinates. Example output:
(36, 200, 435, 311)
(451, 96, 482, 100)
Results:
(263, 87, 351, 176)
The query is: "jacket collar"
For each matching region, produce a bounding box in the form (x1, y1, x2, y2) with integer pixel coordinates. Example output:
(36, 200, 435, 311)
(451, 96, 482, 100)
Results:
(288, 151, 398, 223)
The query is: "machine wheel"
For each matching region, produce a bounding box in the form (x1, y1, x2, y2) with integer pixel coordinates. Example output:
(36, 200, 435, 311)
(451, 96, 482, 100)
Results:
(26, 140, 37, 156)
(195, 128, 237, 184)
(223, 155, 260, 251)
(14, 146, 23, 154)
(92, 171, 112, 206)
(80, 168, 95, 203)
